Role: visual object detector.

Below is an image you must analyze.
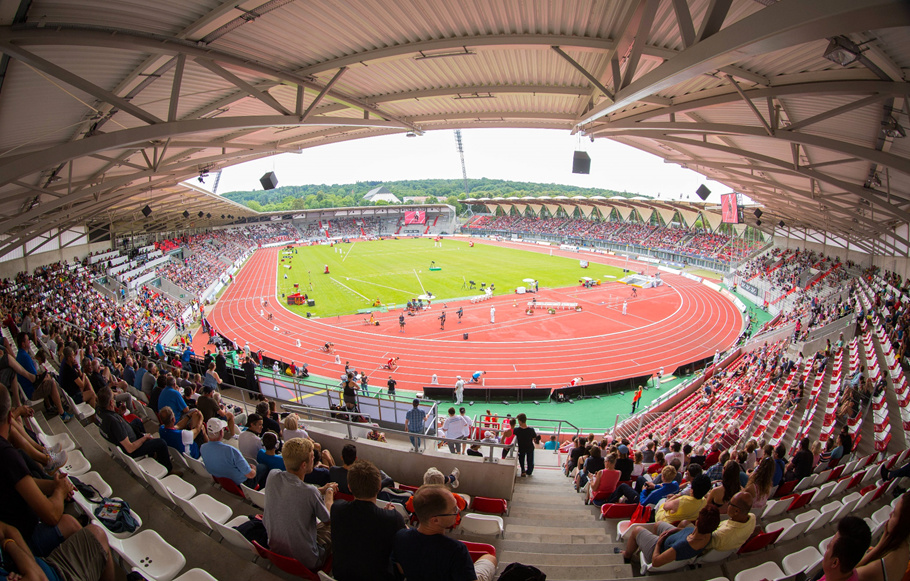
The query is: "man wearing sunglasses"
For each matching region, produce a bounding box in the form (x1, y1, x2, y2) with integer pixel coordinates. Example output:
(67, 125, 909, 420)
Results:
(393, 485, 497, 581)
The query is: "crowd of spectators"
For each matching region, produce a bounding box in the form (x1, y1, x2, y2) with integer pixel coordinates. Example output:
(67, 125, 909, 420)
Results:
(463, 215, 763, 264)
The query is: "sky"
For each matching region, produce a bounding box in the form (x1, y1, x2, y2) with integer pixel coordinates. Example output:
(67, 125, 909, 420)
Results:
(213, 128, 733, 203)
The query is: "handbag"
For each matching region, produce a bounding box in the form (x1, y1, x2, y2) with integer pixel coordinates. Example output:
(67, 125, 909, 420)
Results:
(629, 504, 652, 524)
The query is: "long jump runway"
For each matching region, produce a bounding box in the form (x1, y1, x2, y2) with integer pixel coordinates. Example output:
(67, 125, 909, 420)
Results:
(206, 240, 742, 393)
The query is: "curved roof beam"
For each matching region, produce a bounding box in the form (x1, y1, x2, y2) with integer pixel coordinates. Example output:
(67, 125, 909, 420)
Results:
(593, 122, 910, 177)
(578, 0, 910, 124)
(0, 27, 419, 131)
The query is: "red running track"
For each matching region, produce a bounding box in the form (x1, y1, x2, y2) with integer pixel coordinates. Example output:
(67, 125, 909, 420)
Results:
(206, 240, 742, 393)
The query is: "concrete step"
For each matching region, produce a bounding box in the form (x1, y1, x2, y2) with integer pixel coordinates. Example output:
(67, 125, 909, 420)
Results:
(512, 492, 580, 505)
(506, 531, 613, 544)
(506, 524, 611, 537)
(496, 539, 621, 555)
(497, 550, 625, 567)
(511, 505, 600, 520)
(504, 515, 607, 528)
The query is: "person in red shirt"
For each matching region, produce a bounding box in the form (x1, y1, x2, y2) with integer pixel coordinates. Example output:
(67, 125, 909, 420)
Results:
(646, 451, 666, 475)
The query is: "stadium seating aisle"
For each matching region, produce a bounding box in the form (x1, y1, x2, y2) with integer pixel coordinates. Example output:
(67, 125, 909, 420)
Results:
(34, 410, 282, 581)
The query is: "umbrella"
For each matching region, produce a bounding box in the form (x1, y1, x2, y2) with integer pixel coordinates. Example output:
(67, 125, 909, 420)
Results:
(522, 278, 536, 283)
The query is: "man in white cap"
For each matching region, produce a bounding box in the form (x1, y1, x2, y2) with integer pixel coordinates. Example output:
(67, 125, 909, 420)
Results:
(200, 417, 258, 487)
(454, 376, 465, 405)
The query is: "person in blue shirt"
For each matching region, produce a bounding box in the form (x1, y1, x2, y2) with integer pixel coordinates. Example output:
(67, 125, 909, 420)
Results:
(256, 432, 285, 485)
(133, 360, 147, 391)
(13, 333, 67, 420)
(616, 504, 721, 567)
(200, 417, 257, 487)
(181, 346, 194, 364)
(544, 435, 559, 451)
(158, 406, 205, 459)
(772, 444, 787, 487)
(156, 376, 200, 429)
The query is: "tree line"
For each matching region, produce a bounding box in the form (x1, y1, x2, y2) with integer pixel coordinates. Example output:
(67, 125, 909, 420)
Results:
(221, 178, 640, 213)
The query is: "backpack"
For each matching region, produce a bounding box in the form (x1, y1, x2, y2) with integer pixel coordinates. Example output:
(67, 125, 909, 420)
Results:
(94, 498, 139, 534)
(497, 562, 546, 581)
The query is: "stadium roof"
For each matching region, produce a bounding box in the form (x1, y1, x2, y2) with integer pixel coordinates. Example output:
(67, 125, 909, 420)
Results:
(0, 0, 908, 257)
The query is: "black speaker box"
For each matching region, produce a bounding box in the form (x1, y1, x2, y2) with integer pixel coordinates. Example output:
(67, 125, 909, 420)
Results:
(695, 184, 711, 200)
(463, 333, 469, 340)
(572, 151, 591, 174)
(306, 299, 315, 307)
(260, 171, 278, 190)
(141, 205, 152, 217)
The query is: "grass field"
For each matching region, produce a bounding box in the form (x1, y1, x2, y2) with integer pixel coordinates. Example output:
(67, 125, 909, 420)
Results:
(275, 238, 627, 317)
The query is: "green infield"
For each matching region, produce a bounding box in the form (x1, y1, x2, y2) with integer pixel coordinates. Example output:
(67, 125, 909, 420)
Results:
(275, 238, 627, 317)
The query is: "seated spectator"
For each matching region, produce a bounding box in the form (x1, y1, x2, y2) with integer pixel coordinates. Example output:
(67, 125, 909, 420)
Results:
(196, 385, 238, 438)
(256, 401, 281, 435)
(330, 459, 406, 581)
(96, 387, 174, 474)
(744, 457, 774, 510)
(772, 444, 787, 486)
(367, 424, 387, 443)
(200, 417, 256, 487)
(785, 437, 815, 482)
(575, 445, 604, 492)
(586, 453, 621, 505)
(656, 474, 711, 524)
(631, 451, 645, 479)
(157, 376, 200, 430)
(0, 521, 114, 581)
(610, 465, 678, 505)
(393, 485, 497, 581)
(704, 491, 757, 552)
(855, 491, 909, 581)
(544, 435, 559, 451)
(819, 516, 872, 581)
(646, 451, 666, 475)
(158, 405, 206, 459)
(58, 347, 96, 408)
(615, 444, 634, 481)
(282, 413, 308, 441)
(0, 385, 81, 558)
(466, 444, 483, 457)
(238, 413, 263, 461)
(14, 333, 68, 422)
(329, 444, 358, 495)
(264, 438, 338, 571)
(705, 460, 742, 514)
(616, 504, 721, 567)
(257, 432, 285, 481)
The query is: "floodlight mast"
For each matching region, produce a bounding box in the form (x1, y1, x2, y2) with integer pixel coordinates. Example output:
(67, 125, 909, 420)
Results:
(454, 129, 469, 195)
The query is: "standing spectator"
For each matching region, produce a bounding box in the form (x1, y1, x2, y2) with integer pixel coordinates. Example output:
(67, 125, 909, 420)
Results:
(330, 460, 405, 581)
(405, 399, 427, 453)
(454, 376, 465, 405)
(513, 413, 536, 476)
(442, 408, 469, 454)
(264, 438, 338, 572)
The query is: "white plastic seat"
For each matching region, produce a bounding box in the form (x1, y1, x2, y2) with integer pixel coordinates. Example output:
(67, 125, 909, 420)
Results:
(458, 513, 504, 537)
(734, 562, 787, 581)
(760, 498, 790, 521)
(206, 515, 256, 558)
(173, 493, 232, 528)
(795, 473, 818, 491)
(168, 447, 190, 471)
(695, 549, 735, 564)
(774, 517, 812, 542)
(829, 477, 851, 498)
(123, 451, 168, 480)
(61, 390, 94, 421)
(38, 431, 77, 453)
(61, 449, 91, 476)
(75, 471, 113, 498)
(860, 465, 880, 487)
(854, 486, 877, 511)
(241, 483, 265, 509)
(183, 452, 209, 478)
(812, 481, 836, 505)
(829, 494, 860, 523)
(870, 505, 892, 525)
(783, 546, 823, 579)
(172, 569, 218, 581)
(159, 475, 197, 501)
(640, 551, 693, 575)
(110, 529, 185, 581)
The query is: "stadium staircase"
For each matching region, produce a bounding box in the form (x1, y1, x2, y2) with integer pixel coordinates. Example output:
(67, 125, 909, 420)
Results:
(460, 466, 632, 581)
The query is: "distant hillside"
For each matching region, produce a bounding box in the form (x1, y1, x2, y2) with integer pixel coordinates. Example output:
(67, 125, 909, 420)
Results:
(221, 178, 643, 212)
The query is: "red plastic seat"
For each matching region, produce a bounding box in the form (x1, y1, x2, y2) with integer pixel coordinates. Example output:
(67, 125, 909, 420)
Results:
(334, 491, 355, 502)
(252, 541, 329, 581)
(461, 540, 496, 562)
(472, 496, 508, 516)
(787, 490, 815, 512)
(772, 480, 797, 499)
(846, 472, 865, 490)
(826, 465, 845, 482)
(737, 528, 783, 554)
(601, 503, 638, 520)
(213, 476, 246, 498)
